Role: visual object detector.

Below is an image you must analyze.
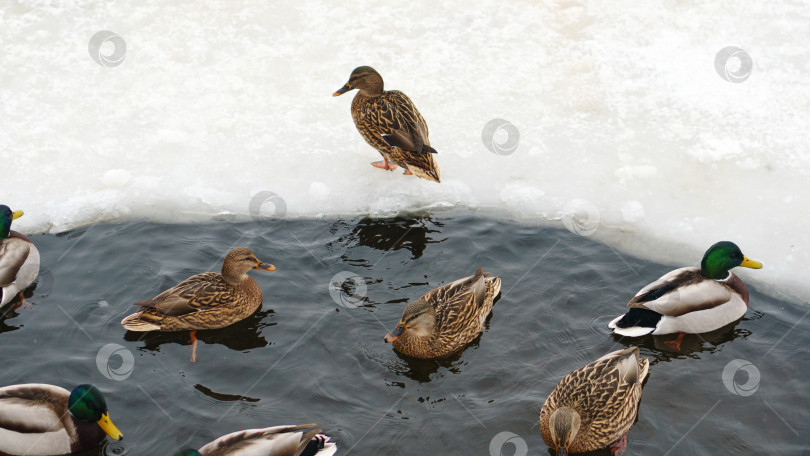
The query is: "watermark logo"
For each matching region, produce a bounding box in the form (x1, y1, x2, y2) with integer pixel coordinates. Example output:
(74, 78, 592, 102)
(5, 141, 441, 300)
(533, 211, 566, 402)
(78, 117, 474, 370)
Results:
(328, 271, 367, 308)
(249, 191, 288, 224)
(715, 46, 752, 83)
(96, 343, 135, 381)
(489, 431, 528, 456)
(482, 119, 520, 156)
(89, 31, 127, 68)
(722, 359, 760, 396)
(561, 199, 600, 236)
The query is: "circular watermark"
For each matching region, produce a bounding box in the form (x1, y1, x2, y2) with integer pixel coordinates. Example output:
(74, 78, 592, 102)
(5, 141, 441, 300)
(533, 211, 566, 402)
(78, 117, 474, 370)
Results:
(89, 31, 127, 68)
(561, 199, 600, 236)
(249, 191, 288, 224)
(489, 431, 528, 456)
(96, 343, 135, 381)
(722, 359, 760, 396)
(714, 46, 752, 83)
(328, 271, 367, 308)
(482, 119, 520, 156)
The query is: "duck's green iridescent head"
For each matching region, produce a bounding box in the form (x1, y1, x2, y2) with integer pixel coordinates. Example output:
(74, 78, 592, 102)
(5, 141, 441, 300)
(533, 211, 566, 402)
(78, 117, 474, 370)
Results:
(68, 384, 123, 441)
(173, 450, 203, 456)
(0, 205, 23, 239)
(700, 241, 763, 280)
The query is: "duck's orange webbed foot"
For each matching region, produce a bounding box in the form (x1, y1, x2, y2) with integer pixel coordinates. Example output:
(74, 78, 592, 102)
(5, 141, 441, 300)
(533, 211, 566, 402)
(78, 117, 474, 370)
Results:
(609, 433, 628, 455)
(189, 330, 198, 363)
(664, 332, 685, 351)
(371, 159, 397, 171)
(17, 292, 32, 309)
(403, 169, 413, 175)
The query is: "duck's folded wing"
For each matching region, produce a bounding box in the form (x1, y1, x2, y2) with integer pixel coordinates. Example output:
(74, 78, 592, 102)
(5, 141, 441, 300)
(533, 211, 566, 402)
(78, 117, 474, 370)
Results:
(628, 267, 731, 316)
(0, 384, 68, 434)
(134, 273, 230, 316)
(198, 424, 320, 456)
(369, 91, 429, 153)
(0, 241, 30, 287)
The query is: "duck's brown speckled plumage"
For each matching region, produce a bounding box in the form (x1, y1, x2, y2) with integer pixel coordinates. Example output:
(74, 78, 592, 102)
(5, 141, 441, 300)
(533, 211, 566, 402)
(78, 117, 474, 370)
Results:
(335, 66, 441, 182)
(540, 347, 649, 454)
(121, 248, 272, 332)
(385, 267, 501, 359)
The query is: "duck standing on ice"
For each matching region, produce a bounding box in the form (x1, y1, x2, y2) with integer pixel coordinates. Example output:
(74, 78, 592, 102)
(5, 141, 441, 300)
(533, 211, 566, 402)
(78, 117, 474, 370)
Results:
(333, 66, 441, 183)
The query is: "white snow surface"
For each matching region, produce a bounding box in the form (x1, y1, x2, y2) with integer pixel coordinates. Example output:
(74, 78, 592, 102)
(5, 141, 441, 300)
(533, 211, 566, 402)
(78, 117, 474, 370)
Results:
(1, 0, 808, 302)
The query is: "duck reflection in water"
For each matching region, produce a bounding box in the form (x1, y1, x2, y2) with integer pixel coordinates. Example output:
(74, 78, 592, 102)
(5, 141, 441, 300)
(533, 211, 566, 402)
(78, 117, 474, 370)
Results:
(123, 308, 275, 357)
(611, 319, 751, 364)
(329, 216, 444, 261)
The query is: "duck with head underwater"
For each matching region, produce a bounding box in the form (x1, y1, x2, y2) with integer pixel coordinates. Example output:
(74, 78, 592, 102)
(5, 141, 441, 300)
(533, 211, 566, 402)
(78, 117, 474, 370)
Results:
(0, 383, 123, 455)
(609, 241, 763, 349)
(540, 347, 649, 455)
(333, 66, 441, 183)
(0, 205, 40, 309)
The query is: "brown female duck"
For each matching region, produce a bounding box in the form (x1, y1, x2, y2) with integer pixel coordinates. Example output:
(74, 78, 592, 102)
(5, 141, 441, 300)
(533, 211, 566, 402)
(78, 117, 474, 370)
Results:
(121, 247, 275, 362)
(540, 347, 649, 455)
(333, 66, 441, 183)
(384, 267, 501, 358)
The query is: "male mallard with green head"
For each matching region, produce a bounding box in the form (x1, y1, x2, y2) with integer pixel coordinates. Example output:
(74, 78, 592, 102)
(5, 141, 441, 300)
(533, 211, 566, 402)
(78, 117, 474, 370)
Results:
(540, 347, 649, 455)
(0, 205, 40, 309)
(121, 247, 275, 362)
(333, 66, 441, 183)
(173, 424, 336, 456)
(0, 383, 123, 455)
(609, 241, 762, 349)
(384, 267, 501, 359)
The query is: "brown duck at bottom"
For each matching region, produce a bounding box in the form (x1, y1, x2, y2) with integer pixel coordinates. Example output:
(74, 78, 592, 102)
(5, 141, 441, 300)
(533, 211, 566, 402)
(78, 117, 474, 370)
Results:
(540, 347, 649, 455)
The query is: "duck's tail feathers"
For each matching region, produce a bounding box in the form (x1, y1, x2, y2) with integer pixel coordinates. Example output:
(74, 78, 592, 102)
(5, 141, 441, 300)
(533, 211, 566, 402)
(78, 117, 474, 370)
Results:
(608, 308, 661, 337)
(300, 433, 338, 456)
(121, 313, 161, 331)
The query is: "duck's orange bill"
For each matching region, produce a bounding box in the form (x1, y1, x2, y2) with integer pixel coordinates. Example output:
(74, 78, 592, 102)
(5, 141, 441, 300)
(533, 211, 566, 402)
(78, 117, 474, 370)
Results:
(741, 257, 763, 269)
(384, 324, 406, 343)
(333, 84, 352, 96)
(97, 412, 123, 441)
(256, 263, 276, 271)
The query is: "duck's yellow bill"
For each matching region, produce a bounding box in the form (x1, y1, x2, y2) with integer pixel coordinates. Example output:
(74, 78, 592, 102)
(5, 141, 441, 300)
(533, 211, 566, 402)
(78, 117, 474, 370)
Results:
(97, 412, 123, 441)
(11, 210, 23, 220)
(741, 257, 763, 269)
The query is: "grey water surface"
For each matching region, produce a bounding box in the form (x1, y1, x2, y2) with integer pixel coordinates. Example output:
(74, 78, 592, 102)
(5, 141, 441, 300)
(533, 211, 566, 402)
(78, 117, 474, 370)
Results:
(2, 216, 807, 455)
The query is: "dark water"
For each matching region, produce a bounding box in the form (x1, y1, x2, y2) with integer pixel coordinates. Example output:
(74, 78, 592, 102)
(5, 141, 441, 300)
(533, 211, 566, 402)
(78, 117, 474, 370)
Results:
(2, 216, 808, 456)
